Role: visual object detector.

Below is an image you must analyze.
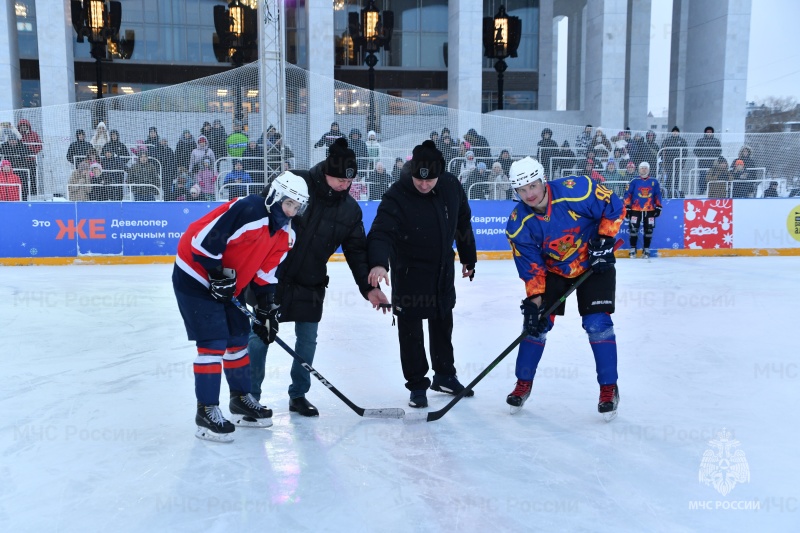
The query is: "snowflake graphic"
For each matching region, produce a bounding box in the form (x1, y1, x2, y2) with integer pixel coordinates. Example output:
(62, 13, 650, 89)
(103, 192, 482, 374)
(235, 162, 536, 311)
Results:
(183, 208, 189, 214)
(30, 248, 38, 256)
(723, 233, 733, 245)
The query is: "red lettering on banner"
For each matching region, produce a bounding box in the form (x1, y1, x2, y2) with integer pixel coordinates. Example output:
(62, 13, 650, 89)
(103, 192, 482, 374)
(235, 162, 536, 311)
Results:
(55, 219, 87, 240)
(89, 219, 106, 239)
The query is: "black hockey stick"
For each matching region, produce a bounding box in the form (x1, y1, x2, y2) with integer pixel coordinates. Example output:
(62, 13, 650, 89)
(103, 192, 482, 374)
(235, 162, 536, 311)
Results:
(410, 238, 622, 423)
(231, 297, 405, 419)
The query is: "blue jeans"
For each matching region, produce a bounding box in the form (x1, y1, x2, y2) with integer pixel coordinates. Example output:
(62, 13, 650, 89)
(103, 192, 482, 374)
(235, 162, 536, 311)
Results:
(248, 321, 319, 401)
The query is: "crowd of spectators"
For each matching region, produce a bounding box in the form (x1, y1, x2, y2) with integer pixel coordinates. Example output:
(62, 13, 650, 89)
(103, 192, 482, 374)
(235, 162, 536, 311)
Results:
(0, 119, 792, 202)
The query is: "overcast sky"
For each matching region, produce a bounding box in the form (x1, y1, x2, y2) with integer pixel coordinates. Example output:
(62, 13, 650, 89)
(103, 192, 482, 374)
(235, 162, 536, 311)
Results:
(648, 0, 800, 115)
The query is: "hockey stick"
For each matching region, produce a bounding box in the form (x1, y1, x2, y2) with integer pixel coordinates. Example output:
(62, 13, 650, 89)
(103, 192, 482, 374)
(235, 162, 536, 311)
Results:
(410, 239, 622, 423)
(231, 297, 405, 419)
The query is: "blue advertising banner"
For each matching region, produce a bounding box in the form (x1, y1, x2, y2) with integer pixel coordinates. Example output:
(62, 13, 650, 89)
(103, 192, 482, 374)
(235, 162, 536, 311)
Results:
(0, 198, 686, 260)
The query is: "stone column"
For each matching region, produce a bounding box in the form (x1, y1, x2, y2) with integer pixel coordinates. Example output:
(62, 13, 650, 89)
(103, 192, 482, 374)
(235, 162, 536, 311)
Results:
(537, 0, 555, 110)
(625, 0, 651, 130)
(583, 0, 628, 128)
(0, 0, 22, 111)
(35, 0, 75, 108)
(448, 0, 482, 135)
(305, 0, 335, 167)
(565, 8, 583, 111)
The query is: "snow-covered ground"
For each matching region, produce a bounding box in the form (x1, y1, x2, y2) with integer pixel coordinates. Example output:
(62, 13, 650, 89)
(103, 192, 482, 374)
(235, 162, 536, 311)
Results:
(2, 257, 798, 532)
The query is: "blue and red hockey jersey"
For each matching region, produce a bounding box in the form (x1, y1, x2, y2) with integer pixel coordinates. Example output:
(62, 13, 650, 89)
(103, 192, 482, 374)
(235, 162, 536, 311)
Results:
(623, 175, 662, 212)
(505, 175, 625, 297)
(174, 194, 295, 297)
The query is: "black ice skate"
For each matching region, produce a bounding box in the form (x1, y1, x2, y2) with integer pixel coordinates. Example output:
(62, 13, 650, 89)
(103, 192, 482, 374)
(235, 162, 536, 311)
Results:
(196, 404, 235, 443)
(430, 374, 474, 397)
(642, 248, 651, 259)
(628, 249, 636, 259)
(409, 390, 428, 408)
(229, 392, 273, 428)
(598, 384, 620, 422)
(507, 379, 532, 414)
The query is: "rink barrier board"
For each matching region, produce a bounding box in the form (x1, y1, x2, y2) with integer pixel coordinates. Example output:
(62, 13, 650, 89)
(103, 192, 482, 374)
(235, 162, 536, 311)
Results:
(3, 247, 800, 267)
(1, 198, 798, 265)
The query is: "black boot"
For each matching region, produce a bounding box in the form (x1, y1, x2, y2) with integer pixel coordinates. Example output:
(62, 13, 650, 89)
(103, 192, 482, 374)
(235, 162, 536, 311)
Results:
(289, 397, 319, 417)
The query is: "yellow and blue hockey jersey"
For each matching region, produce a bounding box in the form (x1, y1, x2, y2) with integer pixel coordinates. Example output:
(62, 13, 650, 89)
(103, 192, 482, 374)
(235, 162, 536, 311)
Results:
(505, 175, 625, 297)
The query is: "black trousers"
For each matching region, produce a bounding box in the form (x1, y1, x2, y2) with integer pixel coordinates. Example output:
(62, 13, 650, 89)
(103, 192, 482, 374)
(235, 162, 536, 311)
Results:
(397, 310, 456, 391)
(629, 210, 657, 249)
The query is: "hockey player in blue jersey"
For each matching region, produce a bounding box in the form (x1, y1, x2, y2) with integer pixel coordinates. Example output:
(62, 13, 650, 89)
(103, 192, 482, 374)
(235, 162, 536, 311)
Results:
(504, 157, 626, 420)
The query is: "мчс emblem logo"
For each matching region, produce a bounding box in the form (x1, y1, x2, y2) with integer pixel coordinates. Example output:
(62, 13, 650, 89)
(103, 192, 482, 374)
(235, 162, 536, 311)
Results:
(698, 429, 750, 496)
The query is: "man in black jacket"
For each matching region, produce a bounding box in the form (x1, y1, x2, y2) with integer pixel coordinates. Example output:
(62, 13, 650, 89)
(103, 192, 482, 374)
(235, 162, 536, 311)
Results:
(367, 140, 477, 409)
(248, 137, 390, 416)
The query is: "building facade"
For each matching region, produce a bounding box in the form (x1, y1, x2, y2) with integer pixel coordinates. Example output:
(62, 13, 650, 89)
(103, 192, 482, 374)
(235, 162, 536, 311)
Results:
(1, 0, 751, 132)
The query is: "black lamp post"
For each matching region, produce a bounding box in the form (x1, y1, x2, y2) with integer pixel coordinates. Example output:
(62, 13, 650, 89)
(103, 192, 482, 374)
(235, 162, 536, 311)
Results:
(72, 0, 121, 124)
(214, 0, 257, 122)
(349, 1, 393, 134)
(483, 5, 521, 111)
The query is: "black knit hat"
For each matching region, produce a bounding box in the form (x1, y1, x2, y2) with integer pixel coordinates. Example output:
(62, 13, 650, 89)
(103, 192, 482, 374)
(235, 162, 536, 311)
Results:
(411, 140, 443, 180)
(324, 137, 357, 179)
(671, 126, 680, 132)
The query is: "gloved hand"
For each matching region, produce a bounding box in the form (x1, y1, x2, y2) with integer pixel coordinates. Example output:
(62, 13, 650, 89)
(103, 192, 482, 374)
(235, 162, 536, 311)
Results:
(653, 206, 662, 218)
(520, 298, 549, 337)
(208, 267, 236, 303)
(253, 295, 280, 345)
(588, 237, 616, 273)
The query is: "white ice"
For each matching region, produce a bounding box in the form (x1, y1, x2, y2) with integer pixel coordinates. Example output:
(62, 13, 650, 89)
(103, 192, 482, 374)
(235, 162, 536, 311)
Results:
(2, 257, 799, 532)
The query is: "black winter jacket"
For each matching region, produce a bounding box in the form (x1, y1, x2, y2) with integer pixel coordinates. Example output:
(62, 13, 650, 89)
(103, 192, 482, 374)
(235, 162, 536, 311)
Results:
(367, 163, 477, 319)
(274, 161, 374, 323)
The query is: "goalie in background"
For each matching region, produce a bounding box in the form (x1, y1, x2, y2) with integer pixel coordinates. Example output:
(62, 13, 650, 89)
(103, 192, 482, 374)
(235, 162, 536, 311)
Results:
(504, 156, 625, 420)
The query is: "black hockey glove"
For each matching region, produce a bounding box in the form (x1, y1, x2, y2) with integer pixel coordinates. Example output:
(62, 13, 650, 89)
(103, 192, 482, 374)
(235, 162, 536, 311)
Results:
(466, 263, 475, 282)
(520, 298, 549, 337)
(653, 206, 662, 218)
(253, 295, 280, 345)
(588, 237, 616, 273)
(208, 267, 237, 303)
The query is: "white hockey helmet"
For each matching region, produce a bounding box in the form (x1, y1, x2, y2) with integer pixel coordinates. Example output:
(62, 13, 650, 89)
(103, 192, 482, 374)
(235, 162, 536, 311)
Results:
(508, 157, 545, 189)
(266, 171, 310, 216)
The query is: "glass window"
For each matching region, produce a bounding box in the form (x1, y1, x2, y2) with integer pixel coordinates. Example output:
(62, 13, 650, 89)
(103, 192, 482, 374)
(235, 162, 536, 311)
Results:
(21, 79, 41, 108)
(419, 34, 446, 69)
(419, 1, 447, 32)
(16, 0, 38, 59)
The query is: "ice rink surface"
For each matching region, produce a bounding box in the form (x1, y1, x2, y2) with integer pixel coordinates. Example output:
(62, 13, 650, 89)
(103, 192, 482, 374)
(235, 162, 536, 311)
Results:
(2, 257, 798, 532)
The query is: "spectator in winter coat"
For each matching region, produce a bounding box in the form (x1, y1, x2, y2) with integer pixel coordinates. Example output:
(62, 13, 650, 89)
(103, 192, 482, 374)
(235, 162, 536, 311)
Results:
(464, 128, 491, 159)
(153, 137, 177, 193)
(66, 129, 93, 167)
(371, 161, 392, 200)
(100, 148, 127, 201)
(496, 149, 514, 178)
(591, 128, 612, 155)
(194, 157, 217, 200)
(601, 158, 625, 186)
(463, 161, 490, 199)
(226, 121, 249, 158)
(128, 151, 161, 201)
(627, 133, 648, 168)
(90, 122, 110, 153)
(348, 128, 368, 162)
(16, 119, 41, 197)
(661, 126, 688, 197)
(706, 156, 731, 198)
(209, 119, 227, 162)
(247, 137, 390, 417)
(0, 159, 22, 201)
(102, 129, 130, 159)
(170, 167, 192, 201)
(643, 131, 660, 171)
(584, 159, 605, 182)
(175, 130, 196, 172)
(86, 162, 106, 201)
(190, 136, 215, 175)
(221, 159, 253, 199)
(0, 134, 33, 199)
(537, 129, 559, 178)
(693, 126, 722, 171)
(367, 140, 477, 409)
(313, 121, 343, 150)
(489, 161, 510, 200)
(392, 157, 404, 182)
(575, 125, 593, 155)
(729, 159, 751, 198)
(68, 161, 92, 201)
(365, 130, 382, 168)
(439, 134, 458, 170)
(0, 122, 21, 144)
(200, 121, 213, 143)
(458, 150, 477, 183)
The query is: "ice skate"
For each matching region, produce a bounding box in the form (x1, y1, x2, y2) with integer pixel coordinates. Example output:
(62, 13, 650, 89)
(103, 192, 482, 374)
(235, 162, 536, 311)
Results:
(506, 379, 532, 414)
(642, 248, 651, 259)
(598, 384, 619, 422)
(430, 374, 474, 397)
(628, 249, 636, 258)
(196, 404, 235, 443)
(229, 392, 273, 428)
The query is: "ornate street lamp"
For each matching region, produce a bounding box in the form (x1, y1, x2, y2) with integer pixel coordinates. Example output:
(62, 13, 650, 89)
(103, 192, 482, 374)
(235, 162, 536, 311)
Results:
(349, 0, 393, 133)
(482, 5, 521, 111)
(214, 0, 258, 121)
(71, 0, 121, 101)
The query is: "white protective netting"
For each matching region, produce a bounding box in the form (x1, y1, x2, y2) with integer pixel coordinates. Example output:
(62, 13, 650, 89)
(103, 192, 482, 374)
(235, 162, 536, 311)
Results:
(2, 62, 800, 203)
